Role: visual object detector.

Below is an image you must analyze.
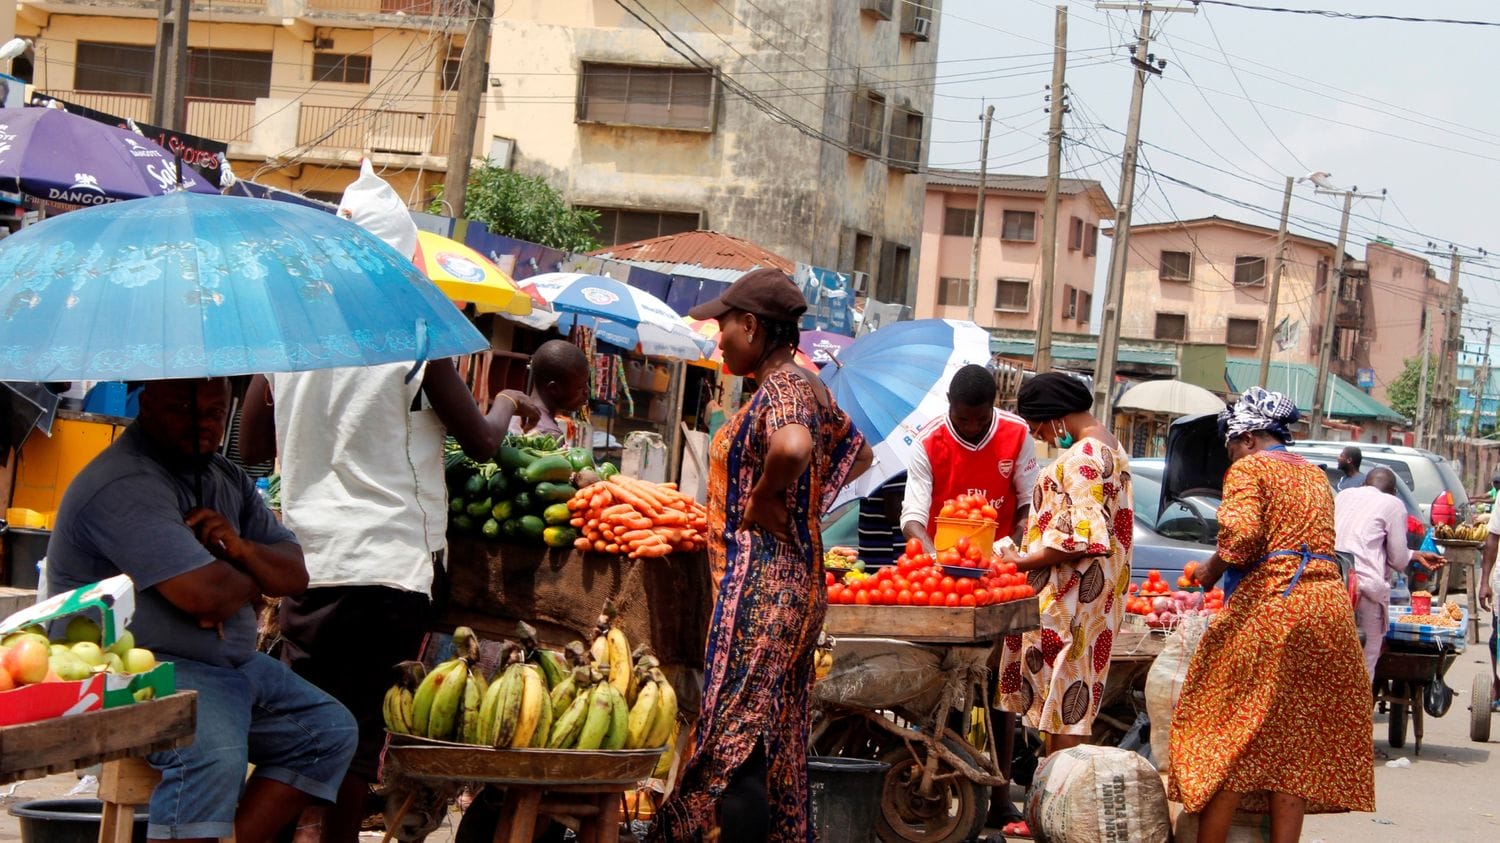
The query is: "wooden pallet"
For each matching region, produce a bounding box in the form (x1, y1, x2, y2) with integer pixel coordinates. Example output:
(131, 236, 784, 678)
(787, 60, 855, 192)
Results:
(0, 692, 196, 785)
(823, 598, 1041, 644)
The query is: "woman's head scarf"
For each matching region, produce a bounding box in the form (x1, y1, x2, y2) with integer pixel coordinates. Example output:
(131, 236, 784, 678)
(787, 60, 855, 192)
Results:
(1218, 386, 1300, 443)
(1017, 372, 1094, 422)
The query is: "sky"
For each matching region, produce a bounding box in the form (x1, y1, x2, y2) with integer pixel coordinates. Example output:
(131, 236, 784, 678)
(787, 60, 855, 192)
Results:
(926, 0, 1500, 347)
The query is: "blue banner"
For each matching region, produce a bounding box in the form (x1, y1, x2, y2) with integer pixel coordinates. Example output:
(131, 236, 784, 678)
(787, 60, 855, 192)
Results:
(794, 263, 853, 335)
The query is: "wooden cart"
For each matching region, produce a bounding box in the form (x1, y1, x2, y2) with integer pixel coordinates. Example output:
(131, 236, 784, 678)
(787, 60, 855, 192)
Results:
(810, 600, 1041, 843)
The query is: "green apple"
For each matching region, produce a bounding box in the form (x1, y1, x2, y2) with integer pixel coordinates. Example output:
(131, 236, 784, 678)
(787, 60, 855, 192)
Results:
(106, 630, 136, 657)
(123, 648, 157, 674)
(70, 641, 106, 667)
(64, 616, 101, 645)
(49, 643, 71, 657)
(49, 651, 92, 682)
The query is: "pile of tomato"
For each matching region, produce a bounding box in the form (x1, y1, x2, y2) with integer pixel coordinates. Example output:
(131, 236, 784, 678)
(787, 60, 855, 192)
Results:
(825, 538, 1036, 607)
(938, 493, 999, 522)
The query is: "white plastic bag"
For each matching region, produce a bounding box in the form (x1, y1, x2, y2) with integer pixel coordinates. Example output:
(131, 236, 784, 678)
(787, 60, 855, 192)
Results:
(1145, 614, 1209, 773)
(338, 158, 417, 260)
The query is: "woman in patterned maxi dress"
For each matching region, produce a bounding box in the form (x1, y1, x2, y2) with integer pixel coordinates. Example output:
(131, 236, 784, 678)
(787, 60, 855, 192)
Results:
(997, 372, 1133, 758)
(1169, 388, 1373, 843)
(653, 270, 871, 843)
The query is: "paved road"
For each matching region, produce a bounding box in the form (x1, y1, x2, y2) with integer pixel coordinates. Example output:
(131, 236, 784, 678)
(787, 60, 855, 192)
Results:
(3, 613, 1496, 842)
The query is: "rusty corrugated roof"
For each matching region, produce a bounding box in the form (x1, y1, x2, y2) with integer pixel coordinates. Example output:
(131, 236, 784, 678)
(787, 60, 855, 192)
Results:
(589, 230, 795, 274)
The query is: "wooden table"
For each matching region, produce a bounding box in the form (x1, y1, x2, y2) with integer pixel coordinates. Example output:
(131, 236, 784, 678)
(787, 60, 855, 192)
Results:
(1435, 542, 1482, 644)
(384, 741, 659, 843)
(823, 598, 1042, 644)
(0, 692, 196, 785)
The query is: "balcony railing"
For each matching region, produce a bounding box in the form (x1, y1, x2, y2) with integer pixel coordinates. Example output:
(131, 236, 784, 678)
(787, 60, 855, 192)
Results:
(297, 105, 453, 156)
(39, 91, 254, 144)
(303, 0, 469, 16)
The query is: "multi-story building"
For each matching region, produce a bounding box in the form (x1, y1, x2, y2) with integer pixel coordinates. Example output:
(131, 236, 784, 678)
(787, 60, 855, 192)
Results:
(914, 170, 1112, 331)
(481, 0, 939, 306)
(15, 0, 470, 202)
(1113, 217, 1453, 402)
(1112, 216, 1339, 369)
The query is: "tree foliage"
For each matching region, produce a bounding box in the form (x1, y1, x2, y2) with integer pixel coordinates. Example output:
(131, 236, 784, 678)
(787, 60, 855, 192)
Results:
(431, 162, 600, 252)
(1385, 356, 1426, 421)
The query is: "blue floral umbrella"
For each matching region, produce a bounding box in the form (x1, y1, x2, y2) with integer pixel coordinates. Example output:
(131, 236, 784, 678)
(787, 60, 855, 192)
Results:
(0, 191, 488, 381)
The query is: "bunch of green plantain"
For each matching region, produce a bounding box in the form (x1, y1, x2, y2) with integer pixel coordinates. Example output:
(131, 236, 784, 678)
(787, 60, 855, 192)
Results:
(380, 614, 677, 753)
(384, 627, 489, 743)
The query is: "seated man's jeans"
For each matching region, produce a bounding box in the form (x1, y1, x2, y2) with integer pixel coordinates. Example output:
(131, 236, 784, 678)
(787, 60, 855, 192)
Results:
(146, 652, 358, 839)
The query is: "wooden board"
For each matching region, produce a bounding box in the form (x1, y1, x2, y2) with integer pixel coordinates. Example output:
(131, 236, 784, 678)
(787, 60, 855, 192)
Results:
(823, 599, 1040, 644)
(386, 737, 660, 787)
(0, 691, 196, 785)
(1111, 629, 1167, 662)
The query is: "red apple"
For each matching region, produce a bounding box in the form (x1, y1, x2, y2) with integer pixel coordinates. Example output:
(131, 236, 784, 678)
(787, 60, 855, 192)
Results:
(3, 639, 50, 685)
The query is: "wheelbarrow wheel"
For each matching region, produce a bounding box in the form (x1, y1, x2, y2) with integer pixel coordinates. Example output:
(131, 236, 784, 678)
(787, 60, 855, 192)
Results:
(1472, 673, 1494, 743)
(1388, 681, 1408, 749)
(876, 737, 989, 843)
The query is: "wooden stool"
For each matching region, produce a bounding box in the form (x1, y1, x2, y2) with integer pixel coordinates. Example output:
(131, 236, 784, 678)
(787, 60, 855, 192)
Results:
(97, 759, 236, 843)
(98, 757, 159, 843)
(494, 785, 623, 843)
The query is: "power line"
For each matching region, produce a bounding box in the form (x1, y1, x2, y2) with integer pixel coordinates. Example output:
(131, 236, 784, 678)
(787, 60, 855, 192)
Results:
(1187, 1, 1500, 27)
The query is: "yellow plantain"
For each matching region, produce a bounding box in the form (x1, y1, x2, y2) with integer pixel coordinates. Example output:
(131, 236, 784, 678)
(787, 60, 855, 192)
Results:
(590, 634, 609, 665)
(426, 661, 470, 740)
(382, 686, 411, 734)
(530, 681, 554, 748)
(575, 684, 615, 751)
(625, 674, 659, 749)
(606, 628, 631, 696)
(458, 669, 485, 745)
(488, 663, 527, 747)
(644, 668, 678, 749)
(652, 721, 681, 778)
(411, 658, 461, 737)
(511, 665, 548, 748)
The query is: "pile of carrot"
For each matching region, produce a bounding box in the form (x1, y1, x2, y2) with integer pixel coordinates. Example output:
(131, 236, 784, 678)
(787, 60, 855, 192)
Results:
(567, 475, 710, 558)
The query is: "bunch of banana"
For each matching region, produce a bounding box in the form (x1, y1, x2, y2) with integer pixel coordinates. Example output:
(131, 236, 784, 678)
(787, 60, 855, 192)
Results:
(409, 626, 484, 742)
(381, 660, 427, 735)
(621, 654, 679, 750)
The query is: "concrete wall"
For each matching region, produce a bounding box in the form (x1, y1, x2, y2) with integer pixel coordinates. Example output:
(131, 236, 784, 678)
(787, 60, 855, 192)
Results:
(1117, 224, 1335, 367)
(1364, 241, 1447, 404)
(914, 185, 1104, 331)
(482, 0, 936, 302)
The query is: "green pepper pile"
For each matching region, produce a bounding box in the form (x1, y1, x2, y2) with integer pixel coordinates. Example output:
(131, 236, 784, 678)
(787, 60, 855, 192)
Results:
(445, 434, 613, 548)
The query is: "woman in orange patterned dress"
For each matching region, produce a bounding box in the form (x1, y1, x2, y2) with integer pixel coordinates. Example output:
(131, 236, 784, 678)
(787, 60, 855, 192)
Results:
(1169, 387, 1374, 843)
(998, 373, 1133, 758)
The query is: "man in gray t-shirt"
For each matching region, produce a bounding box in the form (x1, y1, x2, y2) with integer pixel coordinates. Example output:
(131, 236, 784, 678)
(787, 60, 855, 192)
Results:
(46, 378, 356, 842)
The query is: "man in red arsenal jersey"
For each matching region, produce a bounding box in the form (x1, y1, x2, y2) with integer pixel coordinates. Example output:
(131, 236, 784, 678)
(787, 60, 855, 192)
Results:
(901, 365, 1039, 553)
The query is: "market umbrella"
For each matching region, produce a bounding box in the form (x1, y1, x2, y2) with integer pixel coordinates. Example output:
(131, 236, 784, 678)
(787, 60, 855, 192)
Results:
(0, 107, 220, 204)
(514, 272, 706, 361)
(411, 230, 533, 316)
(799, 330, 853, 367)
(1115, 379, 1225, 416)
(684, 317, 814, 372)
(821, 319, 993, 508)
(0, 191, 489, 382)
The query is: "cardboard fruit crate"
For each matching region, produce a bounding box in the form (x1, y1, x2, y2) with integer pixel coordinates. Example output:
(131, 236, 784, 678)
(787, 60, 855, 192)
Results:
(823, 597, 1040, 644)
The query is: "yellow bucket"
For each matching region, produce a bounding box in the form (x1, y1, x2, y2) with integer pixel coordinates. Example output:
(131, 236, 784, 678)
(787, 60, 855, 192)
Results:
(933, 517, 997, 553)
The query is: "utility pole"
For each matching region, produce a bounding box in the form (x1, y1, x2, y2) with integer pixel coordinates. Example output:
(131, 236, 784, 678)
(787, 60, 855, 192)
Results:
(967, 105, 995, 324)
(443, 0, 496, 219)
(1415, 304, 1431, 447)
(1469, 324, 1492, 438)
(1257, 175, 1294, 388)
(1433, 248, 1466, 451)
(149, 0, 191, 131)
(1035, 6, 1068, 374)
(1091, 2, 1195, 420)
(1309, 184, 1382, 438)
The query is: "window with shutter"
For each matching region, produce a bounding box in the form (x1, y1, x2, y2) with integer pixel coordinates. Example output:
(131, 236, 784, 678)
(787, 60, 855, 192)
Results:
(1234, 255, 1267, 287)
(943, 207, 976, 237)
(1159, 251, 1192, 282)
(1068, 216, 1084, 251)
(578, 63, 714, 131)
(1001, 211, 1036, 242)
(994, 279, 1030, 312)
(1155, 313, 1187, 341)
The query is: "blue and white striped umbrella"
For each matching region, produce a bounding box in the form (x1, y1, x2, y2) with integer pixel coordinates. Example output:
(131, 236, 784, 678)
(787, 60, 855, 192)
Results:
(823, 319, 993, 508)
(514, 272, 706, 360)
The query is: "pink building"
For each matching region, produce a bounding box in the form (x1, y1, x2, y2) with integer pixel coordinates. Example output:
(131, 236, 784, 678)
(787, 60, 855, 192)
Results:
(914, 170, 1113, 331)
(1363, 242, 1449, 405)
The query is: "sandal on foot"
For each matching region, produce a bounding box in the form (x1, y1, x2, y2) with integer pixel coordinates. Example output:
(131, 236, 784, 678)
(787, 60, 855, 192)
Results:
(1002, 821, 1033, 839)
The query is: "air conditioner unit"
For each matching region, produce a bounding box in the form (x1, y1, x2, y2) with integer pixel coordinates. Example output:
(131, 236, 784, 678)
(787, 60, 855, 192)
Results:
(912, 16, 932, 39)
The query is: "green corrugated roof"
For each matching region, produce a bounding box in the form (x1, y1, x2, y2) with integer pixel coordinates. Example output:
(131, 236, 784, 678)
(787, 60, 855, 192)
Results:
(990, 338, 1178, 367)
(1224, 359, 1405, 423)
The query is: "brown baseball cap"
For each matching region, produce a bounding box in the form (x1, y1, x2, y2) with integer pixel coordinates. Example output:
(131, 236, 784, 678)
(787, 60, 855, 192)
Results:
(688, 267, 808, 322)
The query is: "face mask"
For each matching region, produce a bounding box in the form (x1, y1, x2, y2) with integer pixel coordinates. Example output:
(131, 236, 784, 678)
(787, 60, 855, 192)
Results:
(1054, 420, 1074, 449)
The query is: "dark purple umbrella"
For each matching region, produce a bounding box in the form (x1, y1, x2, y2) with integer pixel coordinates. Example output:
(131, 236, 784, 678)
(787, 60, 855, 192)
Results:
(800, 330, 854, 367)
(0, 107, 220, 204)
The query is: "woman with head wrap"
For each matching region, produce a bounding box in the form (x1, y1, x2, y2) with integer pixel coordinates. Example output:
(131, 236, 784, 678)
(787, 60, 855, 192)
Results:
(996, 372, 1133, 762)
(1168, 387, 1373, 843)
